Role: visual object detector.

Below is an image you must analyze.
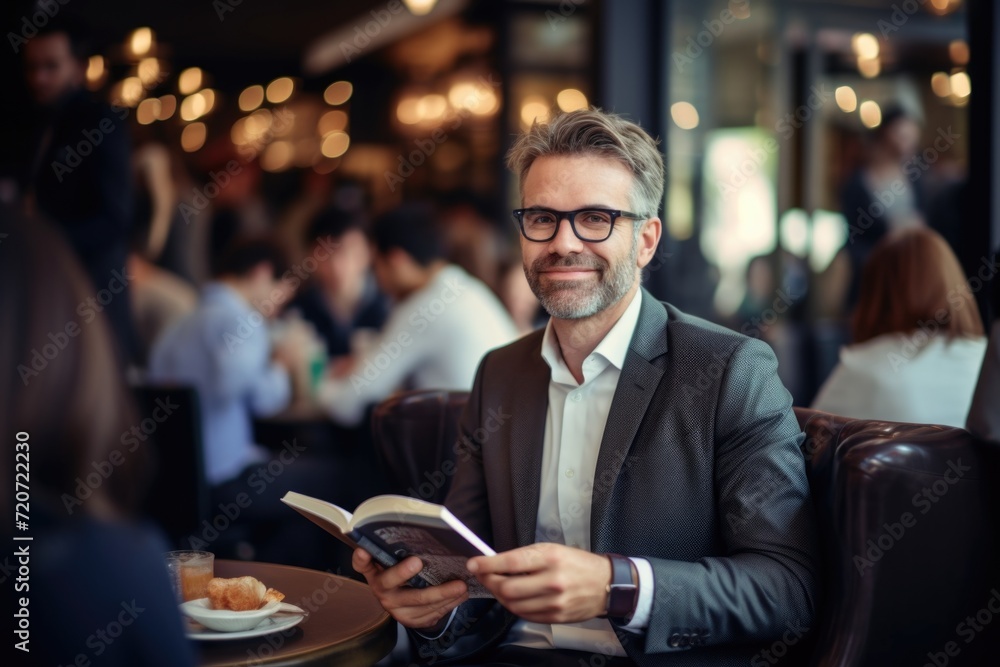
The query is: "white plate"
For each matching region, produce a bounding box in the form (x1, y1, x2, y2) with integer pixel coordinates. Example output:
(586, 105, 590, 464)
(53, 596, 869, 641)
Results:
(185, 611, 306, 641)
(181, 598, 282, 632)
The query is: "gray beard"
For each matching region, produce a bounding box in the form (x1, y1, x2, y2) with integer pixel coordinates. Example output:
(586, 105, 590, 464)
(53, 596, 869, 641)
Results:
(525, 240, 638, 320)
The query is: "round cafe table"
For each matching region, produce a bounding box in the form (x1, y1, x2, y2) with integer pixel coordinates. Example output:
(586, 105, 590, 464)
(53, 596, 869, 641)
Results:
(196, 560, 396, 667)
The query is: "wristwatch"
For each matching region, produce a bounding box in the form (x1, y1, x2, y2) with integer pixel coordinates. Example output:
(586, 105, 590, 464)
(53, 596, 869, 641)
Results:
(604, 553, 639, 623)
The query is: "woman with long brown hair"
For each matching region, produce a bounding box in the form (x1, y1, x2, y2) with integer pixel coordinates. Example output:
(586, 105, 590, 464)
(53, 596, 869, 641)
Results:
(811, 227, 986, 426)
(0, 209, 195, 666)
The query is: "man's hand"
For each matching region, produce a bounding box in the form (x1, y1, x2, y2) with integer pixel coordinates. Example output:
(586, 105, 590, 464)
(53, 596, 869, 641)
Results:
(353, 549, 469, 630)
(467, 543, 611, 624)
(328, 355, 356, 379)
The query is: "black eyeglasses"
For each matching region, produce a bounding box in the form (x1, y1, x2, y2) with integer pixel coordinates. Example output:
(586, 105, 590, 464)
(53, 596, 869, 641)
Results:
(512, 208, 646, 243)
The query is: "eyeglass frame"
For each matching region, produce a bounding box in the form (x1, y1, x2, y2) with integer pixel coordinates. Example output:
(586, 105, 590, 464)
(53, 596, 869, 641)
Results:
(511, 207, 647, 243)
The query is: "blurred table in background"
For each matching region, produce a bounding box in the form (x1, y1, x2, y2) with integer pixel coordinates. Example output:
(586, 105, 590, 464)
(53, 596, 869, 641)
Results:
(253, 399, 388, 510)
(253, 399, 348, 457)
(196, 560, 395, 667)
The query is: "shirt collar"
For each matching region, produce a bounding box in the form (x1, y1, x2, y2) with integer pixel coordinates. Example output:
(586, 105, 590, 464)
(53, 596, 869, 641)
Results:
(541, 287, 644, 385)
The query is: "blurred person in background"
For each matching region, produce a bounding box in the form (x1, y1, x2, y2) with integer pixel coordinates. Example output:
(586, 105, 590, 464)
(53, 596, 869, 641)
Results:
(437, 189, 508, 294)
(318, 203, 519, 426)
(127, 232, 198, 368)
(0, 209, 195, 666)
(733, 253, 811, 405)
(840, 106, 927, 312)
(148, 237, 305, 486)
(289, 206, 389, 358)
(19, 18, 137, 363)
(273, 169, 333, 260)
(148, 237, 342, 565)
(128, 133, 197, 367)
(812, 227, 985, 427)
(200, 142, 270, 272)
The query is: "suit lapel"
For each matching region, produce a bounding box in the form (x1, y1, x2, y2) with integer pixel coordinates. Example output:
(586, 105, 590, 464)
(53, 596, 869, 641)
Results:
(591, 290, 669, 549)
(507, 336, 551, 548)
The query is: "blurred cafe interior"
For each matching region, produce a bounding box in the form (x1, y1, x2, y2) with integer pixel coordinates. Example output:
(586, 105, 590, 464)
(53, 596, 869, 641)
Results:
(2, 0, 1000, 665)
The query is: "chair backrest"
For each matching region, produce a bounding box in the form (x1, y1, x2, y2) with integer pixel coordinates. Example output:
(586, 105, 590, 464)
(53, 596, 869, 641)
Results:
(132, 384, 210, 548)
(795, 407, 1000, 667)
(370, 390, 469, 505)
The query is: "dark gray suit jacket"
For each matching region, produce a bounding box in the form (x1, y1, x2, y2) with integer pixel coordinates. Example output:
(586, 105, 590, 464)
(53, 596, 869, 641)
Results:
(413, 291, 819, 666)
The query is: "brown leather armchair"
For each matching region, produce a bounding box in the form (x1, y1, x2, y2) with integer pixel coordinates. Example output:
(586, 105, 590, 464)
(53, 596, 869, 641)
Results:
(795, 407, 1000, 667)
(371, 390, 469, 505)
(371, 392, 1000, 665)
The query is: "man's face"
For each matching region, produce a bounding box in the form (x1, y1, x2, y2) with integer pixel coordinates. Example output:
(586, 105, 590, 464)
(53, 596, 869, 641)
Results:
(884, 118, 921, 161)
(315, 229, 370, 296)
(520, 155, 652, 319)
(24, 33, 84, 106)
(246, 264, 288, 318)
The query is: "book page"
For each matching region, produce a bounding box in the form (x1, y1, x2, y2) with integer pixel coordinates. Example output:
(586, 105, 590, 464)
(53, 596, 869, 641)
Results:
(280, 492, 353, 544)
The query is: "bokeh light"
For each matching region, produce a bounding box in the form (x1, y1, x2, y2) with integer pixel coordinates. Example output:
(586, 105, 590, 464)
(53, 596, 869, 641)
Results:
(556, 88, 588, 112)
(835, 86, 857, 112)
(859, 100, 882, 128)
(671, 101, 699, 130)
(323, 81, 353, 106)
(321, 132, 350, 158)
(178, 68, 203, 95)
(266, 77, 295, 104)
(181, 122, 207, 152)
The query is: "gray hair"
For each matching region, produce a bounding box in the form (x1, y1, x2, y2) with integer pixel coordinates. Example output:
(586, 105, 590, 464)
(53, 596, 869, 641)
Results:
(505, 108, 665, 219)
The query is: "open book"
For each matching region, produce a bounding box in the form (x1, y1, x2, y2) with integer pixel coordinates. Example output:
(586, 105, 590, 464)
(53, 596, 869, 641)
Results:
(281, 491, 496, 598)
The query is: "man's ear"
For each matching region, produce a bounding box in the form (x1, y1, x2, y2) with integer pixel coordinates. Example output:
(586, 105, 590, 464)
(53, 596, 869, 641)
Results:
(636, 217, 662, 269)
(385, 247, 414, 270)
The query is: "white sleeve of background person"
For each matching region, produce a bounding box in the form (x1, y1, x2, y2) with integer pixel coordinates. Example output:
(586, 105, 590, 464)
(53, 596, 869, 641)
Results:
(318, 302, 431, 426)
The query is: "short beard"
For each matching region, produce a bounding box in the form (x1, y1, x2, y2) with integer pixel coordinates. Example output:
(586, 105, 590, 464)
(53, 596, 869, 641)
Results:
(525, 238, 638, 320)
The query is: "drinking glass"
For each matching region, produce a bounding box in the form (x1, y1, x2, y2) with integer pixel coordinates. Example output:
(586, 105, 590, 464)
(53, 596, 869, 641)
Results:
(165, 550, 215, 602)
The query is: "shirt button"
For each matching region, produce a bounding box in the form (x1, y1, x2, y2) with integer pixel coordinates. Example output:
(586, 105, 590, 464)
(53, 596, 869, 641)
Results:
(565, 468, 575, 478)
(571, 393, 582, 402)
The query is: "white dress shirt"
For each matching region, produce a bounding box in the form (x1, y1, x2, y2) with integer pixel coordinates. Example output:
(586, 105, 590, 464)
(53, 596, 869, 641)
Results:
(319, 265, 519, 426)
(505, 287, 654, 655)
(811, 332, 987, 427)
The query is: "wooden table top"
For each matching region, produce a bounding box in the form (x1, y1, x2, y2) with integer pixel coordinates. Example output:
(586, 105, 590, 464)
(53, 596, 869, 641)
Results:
(196, 560, 395, 667)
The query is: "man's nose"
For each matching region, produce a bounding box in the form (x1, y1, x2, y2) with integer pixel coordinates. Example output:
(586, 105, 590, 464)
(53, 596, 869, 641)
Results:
(545, 215, 585, 255)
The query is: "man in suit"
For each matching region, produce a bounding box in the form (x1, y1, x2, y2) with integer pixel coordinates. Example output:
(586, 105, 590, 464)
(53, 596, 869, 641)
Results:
(21, 18, 136, 362)
(354, 109, 819, 666)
